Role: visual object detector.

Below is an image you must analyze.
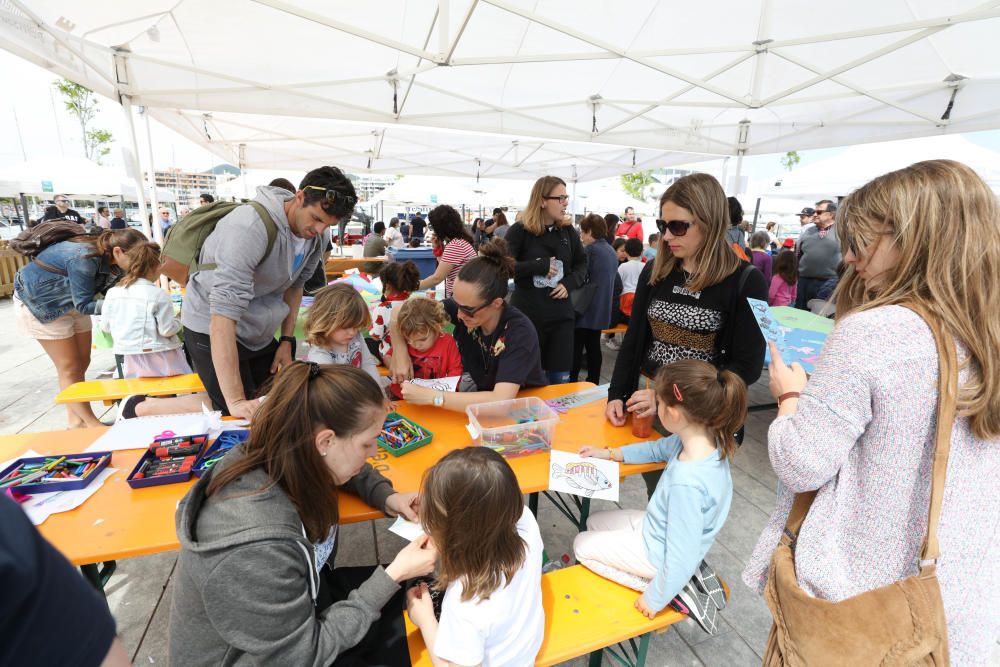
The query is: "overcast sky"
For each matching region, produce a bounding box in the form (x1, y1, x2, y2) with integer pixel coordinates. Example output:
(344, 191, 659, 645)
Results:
(2, 49, 999, 184)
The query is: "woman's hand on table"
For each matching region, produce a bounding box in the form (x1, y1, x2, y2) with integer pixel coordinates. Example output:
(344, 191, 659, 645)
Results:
(400, 382, 435, 405)
(605, 399, 627, 426)
(768, 341, 807, 400)
(384, 492, 420, 522)
(550, 283, 568, 299)
(625, 389, 656, 418)
(385, 534, 438, 582)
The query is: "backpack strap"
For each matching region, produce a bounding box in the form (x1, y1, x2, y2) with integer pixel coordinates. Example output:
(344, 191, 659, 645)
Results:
(248, 202, 278, 261)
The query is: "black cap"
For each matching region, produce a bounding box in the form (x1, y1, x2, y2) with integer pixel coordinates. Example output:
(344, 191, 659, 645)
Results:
(799, 207, 815, 216)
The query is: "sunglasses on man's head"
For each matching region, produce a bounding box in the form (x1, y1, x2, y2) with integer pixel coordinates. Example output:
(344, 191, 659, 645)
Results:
(656, 219, 692, 236)
(302, 185, 358, 211)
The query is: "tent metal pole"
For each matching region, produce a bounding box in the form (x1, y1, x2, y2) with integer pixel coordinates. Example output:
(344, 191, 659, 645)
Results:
(752, 197, 761, 232)
(141, 108, 164, 244)
(118, 96, 153, 241)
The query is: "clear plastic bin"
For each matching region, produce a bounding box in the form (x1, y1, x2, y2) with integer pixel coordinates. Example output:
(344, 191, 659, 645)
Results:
(466, 397, 559, 458)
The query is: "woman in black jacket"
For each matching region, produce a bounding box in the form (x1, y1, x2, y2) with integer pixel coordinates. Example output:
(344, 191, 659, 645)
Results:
(505, 176, 587, 384)
(607, 174, 767, 482)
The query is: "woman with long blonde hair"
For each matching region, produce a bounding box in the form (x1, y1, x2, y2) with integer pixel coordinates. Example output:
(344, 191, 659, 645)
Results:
(747, 160, 1000, 663)
(606, 174, 767, 495)
(504, 175, 587, 384)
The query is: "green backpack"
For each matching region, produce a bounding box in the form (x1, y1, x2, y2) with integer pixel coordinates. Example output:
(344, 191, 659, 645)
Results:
(160, 201, 277, 286)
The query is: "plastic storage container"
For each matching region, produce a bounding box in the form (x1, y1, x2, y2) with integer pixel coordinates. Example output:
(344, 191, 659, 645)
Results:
(0, 452, 113, 494)
(466, 397, 559, 459)
(386, 247, 438, 280)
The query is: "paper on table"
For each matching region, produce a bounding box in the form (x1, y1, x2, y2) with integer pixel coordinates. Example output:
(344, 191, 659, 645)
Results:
(85, 411, 223, 452)
(22, 467, 118, 525)
(408, 376, 461, 392)
(548, 449, 619, 502)
(388, 516, 425, 541)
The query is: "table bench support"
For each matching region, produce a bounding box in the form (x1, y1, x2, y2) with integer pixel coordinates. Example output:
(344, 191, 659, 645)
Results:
(541, 491, 592, 531)
(590, 633, 652, 667)
(81, 560, 117, 594)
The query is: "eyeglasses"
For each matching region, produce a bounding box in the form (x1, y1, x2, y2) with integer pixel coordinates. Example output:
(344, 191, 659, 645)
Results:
(302, 185, 358, 211)
(813, 209, 833, 217)
(656, 219, 692, 236)
(455, 300, 491, 316)
(847, 230, 894, 257)
(544, 195, 570, 203)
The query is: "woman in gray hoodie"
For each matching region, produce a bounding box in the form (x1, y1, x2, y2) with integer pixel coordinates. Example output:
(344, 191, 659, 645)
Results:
(169, 363, 437, 665)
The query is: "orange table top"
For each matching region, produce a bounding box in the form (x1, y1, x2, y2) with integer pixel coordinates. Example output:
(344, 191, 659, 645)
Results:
(1, 383, 659, 566)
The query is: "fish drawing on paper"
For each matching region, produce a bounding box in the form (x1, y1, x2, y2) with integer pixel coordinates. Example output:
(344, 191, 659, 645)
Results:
(550, 461, 612, 497)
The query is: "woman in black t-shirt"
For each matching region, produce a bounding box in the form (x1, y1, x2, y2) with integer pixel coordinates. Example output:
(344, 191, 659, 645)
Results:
(505, 176, 587, 385)
(607, 174, 767, 428)
(390, 239, 547, 412)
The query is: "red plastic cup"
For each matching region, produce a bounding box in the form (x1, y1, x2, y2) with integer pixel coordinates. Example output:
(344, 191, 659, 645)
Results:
(631, 412, 654, 439)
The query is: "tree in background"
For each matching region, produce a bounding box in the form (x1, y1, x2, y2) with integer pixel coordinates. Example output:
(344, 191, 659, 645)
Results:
(53, 79, 114, 163)
(620, 170, 655, 200)
(780, 150, 801, 172)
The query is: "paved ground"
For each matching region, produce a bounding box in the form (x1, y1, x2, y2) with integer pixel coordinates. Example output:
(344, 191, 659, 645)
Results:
(3, 297, 997, 666)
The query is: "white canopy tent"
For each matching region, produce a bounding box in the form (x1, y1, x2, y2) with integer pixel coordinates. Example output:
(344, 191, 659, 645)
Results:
(216, 169, 308, 200)
(763, 134, 1000, 199)
(0, 156, 176, 201)
(3, 0, 1000, 188)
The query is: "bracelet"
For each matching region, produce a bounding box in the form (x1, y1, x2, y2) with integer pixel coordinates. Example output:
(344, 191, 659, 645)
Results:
(778, 391, 801, 405)
(278, 335, 296, 358)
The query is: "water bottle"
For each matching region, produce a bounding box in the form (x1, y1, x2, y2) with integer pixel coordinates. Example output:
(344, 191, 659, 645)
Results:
(541, 553, 571, 573)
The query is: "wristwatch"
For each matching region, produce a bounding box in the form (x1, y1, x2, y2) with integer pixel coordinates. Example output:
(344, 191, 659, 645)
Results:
(278, 335, 296, 358)
(433, 391, 445, 408)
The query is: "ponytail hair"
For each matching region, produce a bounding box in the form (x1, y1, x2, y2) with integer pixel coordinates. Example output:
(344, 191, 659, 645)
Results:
(457, 238, 515, 303)
(118, 242, 162, 287)
(655, 360, 747, 460)
(72, 227, 146, 259)
(380, 260, 421, 295)
(206, 362, 387, 543)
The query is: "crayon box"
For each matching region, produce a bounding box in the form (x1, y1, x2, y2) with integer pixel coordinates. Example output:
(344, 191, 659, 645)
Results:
(0, 452, 113, 494)
(127, 434, 209, 489)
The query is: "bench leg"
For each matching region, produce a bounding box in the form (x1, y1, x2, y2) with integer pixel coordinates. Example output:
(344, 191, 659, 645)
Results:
(599, 633, 652, 667)
(528, 492, 539, 517)
(540, 491, 591, 531)
(81, 560, 117, 595)
(588, 649, 603, 666)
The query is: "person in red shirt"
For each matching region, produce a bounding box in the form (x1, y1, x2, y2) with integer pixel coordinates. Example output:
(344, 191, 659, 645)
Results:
(387, 297, 463, 399)
(615, 206, 644, 240)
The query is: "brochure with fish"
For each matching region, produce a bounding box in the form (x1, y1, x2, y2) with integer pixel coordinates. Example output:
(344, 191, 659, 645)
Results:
(548, 449, 619, 502)
(748, 298, 829, 373)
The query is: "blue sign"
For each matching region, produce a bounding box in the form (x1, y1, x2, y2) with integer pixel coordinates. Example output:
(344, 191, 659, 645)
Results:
(41, 180, 53, 193)
(430, 194, 438, 204)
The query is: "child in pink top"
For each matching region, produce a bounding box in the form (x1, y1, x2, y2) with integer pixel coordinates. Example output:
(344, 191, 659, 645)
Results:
(769, 249, 798, 307)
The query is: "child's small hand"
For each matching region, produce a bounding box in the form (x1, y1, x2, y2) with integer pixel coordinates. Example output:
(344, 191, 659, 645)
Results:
(406, 582, 437, 629)
(635, 594, 656, 619)
(578, 446, 609, 460)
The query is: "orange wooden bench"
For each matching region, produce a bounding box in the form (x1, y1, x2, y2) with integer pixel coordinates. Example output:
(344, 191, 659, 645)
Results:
(55, 373, 206, 406)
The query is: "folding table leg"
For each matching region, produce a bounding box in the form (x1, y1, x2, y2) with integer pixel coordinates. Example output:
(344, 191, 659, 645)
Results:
(81, 560, 117, 595)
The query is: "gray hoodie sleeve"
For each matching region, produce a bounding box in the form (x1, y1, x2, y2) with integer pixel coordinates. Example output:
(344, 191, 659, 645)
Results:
(340, 463, 395, 512)
(208, 208, 270, 322)
(201, 543, 398, 665)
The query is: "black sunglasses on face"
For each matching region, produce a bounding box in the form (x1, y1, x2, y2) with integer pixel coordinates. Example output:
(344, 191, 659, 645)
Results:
(656, 219, 692, 236)
(456, 300, 491, 316)
(302, 185, 358, 211)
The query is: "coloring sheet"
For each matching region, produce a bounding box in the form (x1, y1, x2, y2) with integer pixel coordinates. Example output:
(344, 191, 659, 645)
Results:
(408, 376, 461, 392)
(548, 449, 619, 502)
(85, 410, 223, 452)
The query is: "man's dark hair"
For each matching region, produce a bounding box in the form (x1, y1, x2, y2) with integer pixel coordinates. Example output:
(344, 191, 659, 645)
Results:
(200, 193, 215, 203)
(373, 221, 386, 234)
(815, 199, 837, 213)
(268, 178, 296, 192)
(727, 196, 743, 226)
(624, 237, 643, 257)
(299, 166, 357, 220)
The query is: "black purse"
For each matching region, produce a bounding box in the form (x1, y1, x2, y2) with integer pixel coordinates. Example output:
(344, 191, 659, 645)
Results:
(571, 280, 597, 315)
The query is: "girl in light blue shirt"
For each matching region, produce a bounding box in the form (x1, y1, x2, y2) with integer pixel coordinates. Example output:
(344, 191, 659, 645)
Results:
(574, 359, 745, 622)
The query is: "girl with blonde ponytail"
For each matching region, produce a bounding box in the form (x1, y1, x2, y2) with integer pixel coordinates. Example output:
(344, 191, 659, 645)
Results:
(573, 359, 743, 629)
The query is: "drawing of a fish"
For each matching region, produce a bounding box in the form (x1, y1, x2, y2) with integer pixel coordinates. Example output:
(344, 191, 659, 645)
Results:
(550, 461, 612, 497)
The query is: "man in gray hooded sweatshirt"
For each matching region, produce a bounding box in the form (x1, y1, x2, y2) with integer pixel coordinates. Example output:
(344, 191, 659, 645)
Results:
(121, 167, 357, 421)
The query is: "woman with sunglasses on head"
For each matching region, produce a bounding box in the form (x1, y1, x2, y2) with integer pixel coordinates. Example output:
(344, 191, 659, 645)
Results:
(170, 362, 437, 666)
(504, 176, 588, 384)
(389, 238, 547, 412)
(745, 160, 1000, 665)
(606, 174, 767, 468)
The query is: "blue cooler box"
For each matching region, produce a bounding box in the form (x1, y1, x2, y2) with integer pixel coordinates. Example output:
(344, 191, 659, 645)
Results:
(386, 247, 437, 280)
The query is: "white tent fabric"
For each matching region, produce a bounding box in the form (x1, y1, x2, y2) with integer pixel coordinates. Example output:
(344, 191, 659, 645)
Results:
(216, 169, 307, 200)
(763, 135, 1000, 199)
(3, 0, 999, 181)
(0, 156, 176, 201)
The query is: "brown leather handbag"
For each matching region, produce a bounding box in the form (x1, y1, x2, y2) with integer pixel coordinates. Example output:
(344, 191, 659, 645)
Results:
(763, 305, 955, 666)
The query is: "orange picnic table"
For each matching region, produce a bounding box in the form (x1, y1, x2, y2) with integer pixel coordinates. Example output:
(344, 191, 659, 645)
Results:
(325, 255, 387, 276)
(1, 383, 658, 590)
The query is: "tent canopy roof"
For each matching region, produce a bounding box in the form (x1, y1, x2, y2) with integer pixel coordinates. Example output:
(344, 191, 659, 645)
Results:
(3, 1, 1000, 180)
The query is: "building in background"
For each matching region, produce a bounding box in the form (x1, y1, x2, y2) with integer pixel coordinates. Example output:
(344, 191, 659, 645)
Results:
(352, 174, 397, 202)
(146, 164, 239, 207)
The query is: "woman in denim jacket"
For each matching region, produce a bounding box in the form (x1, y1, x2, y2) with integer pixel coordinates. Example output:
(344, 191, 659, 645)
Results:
(14, 228, 145, 428)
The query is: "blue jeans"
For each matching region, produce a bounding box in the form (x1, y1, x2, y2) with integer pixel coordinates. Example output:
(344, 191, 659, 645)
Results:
(795, 276, 827, 310)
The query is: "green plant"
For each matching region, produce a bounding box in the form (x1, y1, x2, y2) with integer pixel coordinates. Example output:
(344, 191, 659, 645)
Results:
(620, 170, 654, 200)
(53, 79, 114, 163)
(780, 151, 801, 172)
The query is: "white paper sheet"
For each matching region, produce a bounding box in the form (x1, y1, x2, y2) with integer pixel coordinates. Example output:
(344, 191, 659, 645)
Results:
(407, 376, 460, 392)
(22, 467, 118, 525)
(85, 411, 222, 453)
(388, 516, 426, 541)
(548, 450, 620, 502)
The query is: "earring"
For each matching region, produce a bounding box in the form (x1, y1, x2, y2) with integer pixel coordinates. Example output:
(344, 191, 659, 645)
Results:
(322, 450, 329, 457)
